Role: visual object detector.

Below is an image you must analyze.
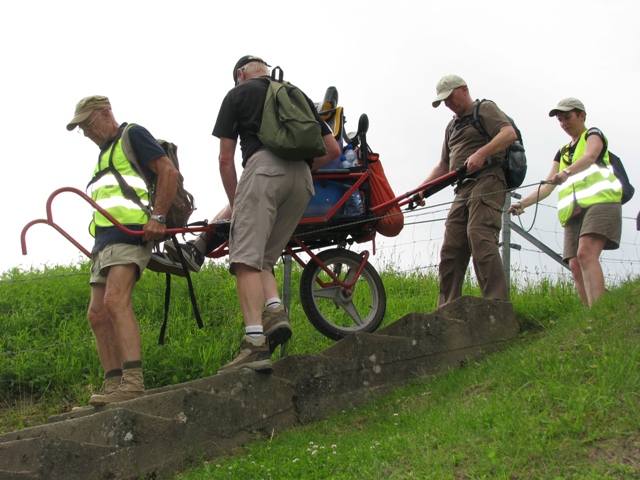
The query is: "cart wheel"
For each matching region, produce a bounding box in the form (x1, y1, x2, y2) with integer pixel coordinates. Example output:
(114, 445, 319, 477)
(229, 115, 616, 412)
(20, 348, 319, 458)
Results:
(299, 248, 386, 341)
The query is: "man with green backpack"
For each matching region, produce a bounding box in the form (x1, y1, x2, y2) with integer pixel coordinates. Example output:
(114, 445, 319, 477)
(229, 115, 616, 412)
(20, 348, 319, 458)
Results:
(207, 55, 340, 374)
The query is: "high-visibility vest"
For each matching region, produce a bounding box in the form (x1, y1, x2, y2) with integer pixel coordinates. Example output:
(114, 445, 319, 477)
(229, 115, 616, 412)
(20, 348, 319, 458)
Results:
(557, 129, 622, 226)
(88, 135, 149, 236)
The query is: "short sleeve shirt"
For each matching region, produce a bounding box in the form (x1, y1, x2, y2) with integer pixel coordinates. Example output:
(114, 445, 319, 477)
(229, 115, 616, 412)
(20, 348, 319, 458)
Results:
(212, 76, 331, 167)
(441, 100, 512, 171)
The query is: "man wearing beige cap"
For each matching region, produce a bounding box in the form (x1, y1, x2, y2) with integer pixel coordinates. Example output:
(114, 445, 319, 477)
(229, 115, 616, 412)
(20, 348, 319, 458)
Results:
(509, 98, 622, 306)
(421, 74, 517, 307)
(67, 95, 179, 406)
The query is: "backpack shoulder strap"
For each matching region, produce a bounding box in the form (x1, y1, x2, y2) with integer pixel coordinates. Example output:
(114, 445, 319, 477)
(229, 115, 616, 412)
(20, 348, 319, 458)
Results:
(104, 123, 150, 213)
(448, 99, 490, 141)
(471, 99, 490, 141)
(121, 123, 153, 189)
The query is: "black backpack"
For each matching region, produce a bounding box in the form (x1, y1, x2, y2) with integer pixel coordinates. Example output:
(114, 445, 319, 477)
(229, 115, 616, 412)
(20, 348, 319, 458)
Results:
(599, 151, 635, 205)
(451, 99, 527, 189)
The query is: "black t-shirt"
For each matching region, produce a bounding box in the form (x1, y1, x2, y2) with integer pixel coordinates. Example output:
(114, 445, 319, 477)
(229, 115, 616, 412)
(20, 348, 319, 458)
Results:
(212, 76, 331, 167)
(92, 123, 165, 254)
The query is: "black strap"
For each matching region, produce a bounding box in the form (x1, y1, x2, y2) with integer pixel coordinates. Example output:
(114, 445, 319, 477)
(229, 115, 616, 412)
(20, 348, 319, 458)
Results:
(159, 272, 172, 345)
(449, 100, 489, 141)
(157, 235, 204, 345)
(271, 66, 284, 82)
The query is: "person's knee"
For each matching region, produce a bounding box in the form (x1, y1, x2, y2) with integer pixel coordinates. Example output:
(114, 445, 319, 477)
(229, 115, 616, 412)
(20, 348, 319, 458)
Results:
(87, 304, 110, 331)
(467, 227, 499, 254)
(233, 262, 260, 276)
(102, 290, 131, 319)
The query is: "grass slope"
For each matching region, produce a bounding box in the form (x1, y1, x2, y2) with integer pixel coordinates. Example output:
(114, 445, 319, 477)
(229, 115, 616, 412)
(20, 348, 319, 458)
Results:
(0, 261, 638, 478)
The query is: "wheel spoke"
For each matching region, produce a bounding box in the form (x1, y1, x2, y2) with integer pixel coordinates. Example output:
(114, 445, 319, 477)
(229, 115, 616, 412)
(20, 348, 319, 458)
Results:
(299, 249, 386, 341)
(340, 299, 364, 326)
(312, 285, 342, 300)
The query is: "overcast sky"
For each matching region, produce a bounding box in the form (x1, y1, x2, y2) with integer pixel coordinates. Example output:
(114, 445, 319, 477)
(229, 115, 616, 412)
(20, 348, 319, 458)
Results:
(4, 0, 639, 281)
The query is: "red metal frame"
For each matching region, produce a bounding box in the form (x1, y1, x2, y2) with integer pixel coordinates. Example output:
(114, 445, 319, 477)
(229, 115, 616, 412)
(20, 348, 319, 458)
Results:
(285, 237, 370, 295)
(21, 168, 464, 292)
(20, 187, 221, 257)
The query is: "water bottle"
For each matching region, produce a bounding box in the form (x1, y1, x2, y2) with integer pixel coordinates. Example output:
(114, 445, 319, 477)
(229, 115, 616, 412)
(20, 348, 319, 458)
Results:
(341, 145, 364, 216)
(344, 144, 358, 167)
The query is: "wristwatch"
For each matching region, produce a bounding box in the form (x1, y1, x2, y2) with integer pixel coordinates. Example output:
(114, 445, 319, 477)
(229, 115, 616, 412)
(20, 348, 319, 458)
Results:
(150, 214, 166, 224)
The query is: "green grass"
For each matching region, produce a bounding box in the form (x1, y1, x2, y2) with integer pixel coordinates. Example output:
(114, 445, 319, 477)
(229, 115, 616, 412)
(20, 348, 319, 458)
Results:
(1, 259, 638, 478)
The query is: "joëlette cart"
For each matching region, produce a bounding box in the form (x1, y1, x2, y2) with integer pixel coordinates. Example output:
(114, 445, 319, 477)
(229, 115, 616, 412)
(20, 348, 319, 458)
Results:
(21, 88, 466, 341)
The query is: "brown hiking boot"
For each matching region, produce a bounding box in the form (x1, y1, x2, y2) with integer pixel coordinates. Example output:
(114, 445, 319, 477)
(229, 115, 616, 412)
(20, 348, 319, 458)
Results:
(72, 375, 122, 411)
(217, 335, 273, 375)
(262, 305, 292, 353)
(89, 368, 145, 407)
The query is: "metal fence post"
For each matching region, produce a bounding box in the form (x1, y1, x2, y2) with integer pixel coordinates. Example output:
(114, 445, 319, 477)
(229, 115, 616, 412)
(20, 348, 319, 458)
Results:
(279, 254, 292, 357)
(501, 194, 512, 293)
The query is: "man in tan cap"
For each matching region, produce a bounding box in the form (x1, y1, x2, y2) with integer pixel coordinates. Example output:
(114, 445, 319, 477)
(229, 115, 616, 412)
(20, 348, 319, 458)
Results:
(420, 75, 517, 307)
(509, 97, 623, 307)
(67, 95, 179, 407)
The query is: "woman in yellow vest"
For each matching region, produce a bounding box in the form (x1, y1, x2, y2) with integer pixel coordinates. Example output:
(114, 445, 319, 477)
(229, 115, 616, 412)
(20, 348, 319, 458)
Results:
(509, 98, 622, 307)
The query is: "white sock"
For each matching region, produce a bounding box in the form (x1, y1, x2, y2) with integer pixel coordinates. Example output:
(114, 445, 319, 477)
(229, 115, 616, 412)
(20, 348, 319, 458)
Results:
(265, 298, 281, 309)
(191, 235, 207, 254)
(246, 325, 263, 339)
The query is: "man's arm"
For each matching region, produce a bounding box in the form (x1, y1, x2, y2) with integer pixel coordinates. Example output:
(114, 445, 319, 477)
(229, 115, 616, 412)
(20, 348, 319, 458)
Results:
(415, 160, 450, 204)
(465, 125, 517, 173)
(219, 137, 239, 209)
(421, 160, 450, 186)
(144, 155, 179, 240)
(311, 133, 341, 170)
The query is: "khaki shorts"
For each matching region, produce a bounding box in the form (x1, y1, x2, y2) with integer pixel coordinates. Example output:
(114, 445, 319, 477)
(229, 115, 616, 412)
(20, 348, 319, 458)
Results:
(229, 149, 314, 273)
(90, 242, 153, 284)
(563, 202, 622, 260)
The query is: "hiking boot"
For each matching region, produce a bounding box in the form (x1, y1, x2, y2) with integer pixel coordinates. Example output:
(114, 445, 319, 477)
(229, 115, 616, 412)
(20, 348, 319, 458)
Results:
(72, 375, 122, 411)
(164, 241, 204, 273)
(217, 335, 273, 375)
(262, 305, 292, 353)
(147, 252, 188, 276)
(89, 368, 145, 407)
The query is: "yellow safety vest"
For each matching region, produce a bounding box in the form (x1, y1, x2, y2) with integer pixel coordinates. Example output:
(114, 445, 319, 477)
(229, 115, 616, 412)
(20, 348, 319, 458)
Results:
(557, 129, 622, 226)
(88, 134, 149, 236)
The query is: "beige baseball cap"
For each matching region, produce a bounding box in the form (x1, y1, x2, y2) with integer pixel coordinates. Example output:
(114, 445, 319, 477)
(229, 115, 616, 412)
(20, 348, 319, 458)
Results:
(548, 97, 586, 117)
(66, 95, 111, 131)
(432, 74, 467, 108)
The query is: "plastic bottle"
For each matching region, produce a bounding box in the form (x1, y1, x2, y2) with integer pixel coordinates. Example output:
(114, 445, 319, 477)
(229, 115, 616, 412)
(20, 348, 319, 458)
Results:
(344, 144, 358, 167)
(341, 145, 364, 216)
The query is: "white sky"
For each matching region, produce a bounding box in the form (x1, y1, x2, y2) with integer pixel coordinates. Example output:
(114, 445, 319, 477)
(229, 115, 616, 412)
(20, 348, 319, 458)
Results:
(3, 0, 640, 281)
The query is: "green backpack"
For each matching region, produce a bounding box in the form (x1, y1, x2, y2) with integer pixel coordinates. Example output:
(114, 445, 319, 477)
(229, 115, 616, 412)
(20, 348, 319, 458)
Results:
(254, 67, 326, 161)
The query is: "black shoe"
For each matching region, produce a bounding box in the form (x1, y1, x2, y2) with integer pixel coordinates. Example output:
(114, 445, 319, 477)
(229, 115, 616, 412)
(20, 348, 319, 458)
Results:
(164, 242, 204, 272)
(147, 252, 188, 276)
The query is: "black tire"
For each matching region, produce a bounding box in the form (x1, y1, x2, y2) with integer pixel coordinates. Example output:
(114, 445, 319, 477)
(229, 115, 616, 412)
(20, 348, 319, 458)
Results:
(299, 248, 386, 341)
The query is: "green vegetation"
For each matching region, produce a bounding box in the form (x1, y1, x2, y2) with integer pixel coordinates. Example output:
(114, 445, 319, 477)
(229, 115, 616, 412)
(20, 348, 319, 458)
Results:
(1, 260, 638, 478)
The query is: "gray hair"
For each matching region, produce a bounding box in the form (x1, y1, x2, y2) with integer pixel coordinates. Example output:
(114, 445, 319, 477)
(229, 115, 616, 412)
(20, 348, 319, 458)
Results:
(242, 61, 270, 77)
